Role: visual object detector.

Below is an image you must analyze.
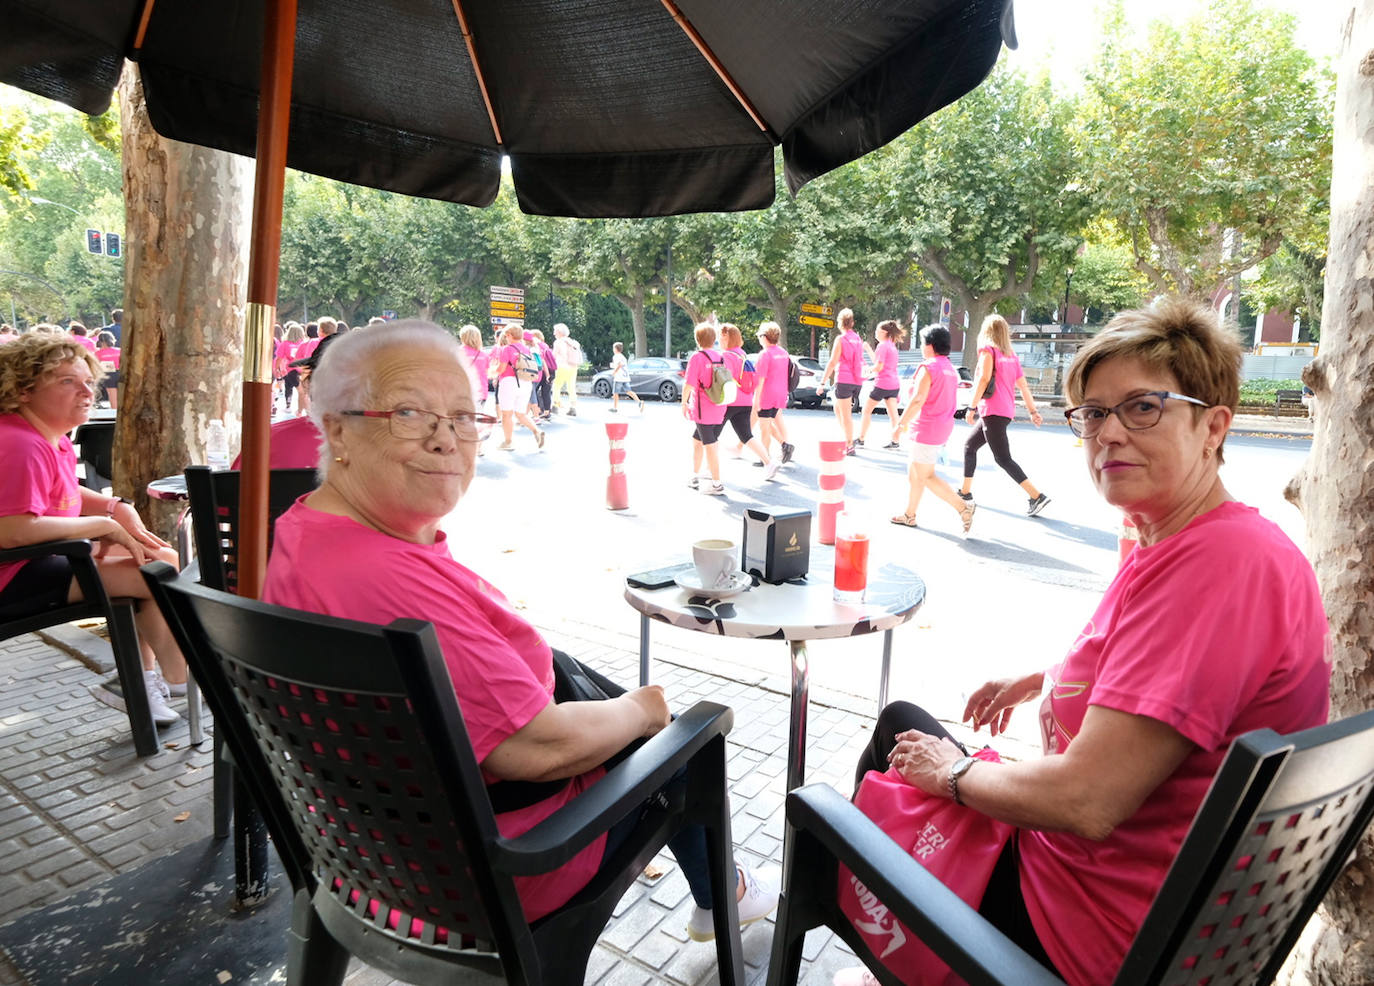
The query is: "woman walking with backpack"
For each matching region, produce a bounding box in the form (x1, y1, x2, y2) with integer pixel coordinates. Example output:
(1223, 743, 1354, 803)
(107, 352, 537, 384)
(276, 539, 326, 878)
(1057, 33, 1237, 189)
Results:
(494, 323, 545, 451)
(719, 324, 779, 480)
(682, 323, 729, 495)
(960, 314, 1049, 516)
(752, 321, 795, 468)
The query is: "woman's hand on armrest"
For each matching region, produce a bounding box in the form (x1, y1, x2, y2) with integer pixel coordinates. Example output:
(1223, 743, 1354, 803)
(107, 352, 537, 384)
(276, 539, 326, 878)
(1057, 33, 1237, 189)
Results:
(482, 686, 671, 784)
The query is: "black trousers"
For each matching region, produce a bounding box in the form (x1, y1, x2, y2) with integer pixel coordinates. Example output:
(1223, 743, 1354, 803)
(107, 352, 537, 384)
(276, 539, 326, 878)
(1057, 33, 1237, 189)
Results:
(963, 414, 1029, 485)
(855, 701, 1060, 976)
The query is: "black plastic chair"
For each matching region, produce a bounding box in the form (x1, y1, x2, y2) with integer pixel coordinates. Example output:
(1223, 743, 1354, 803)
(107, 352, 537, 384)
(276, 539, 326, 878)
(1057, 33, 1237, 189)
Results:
(767, 709, 1374, 986)
(182, 465, 319, 894)
(142, 561, 747, 986)
(0, 539, 157, 756)
(73, 421, 116, 493)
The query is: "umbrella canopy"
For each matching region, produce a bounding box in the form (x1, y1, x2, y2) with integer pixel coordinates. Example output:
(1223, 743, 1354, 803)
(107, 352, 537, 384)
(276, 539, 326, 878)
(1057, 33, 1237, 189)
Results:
(2, 0, 1014, 218)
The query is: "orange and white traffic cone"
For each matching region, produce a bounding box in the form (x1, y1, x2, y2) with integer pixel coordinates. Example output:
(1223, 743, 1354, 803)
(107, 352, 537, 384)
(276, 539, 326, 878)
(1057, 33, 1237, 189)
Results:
(606, 421, 629, 510)
(817, 439, 848, 544)
(1118, 514, 1138, 566)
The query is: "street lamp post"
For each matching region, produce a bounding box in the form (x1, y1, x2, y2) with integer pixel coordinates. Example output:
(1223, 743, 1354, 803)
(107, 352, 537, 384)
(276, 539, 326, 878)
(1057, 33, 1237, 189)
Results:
(1063, 267, 1074, 330)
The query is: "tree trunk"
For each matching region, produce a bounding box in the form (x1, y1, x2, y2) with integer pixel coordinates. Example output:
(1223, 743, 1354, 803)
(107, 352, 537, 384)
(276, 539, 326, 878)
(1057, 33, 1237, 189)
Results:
(614, 289, 648, 357)
(1282, 4, 1374, 982)
(115, 63, 252, 536)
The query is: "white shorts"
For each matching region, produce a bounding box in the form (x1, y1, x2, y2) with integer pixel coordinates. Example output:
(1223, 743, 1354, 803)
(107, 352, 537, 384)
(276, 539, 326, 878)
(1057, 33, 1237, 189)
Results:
(908, 441, 944, 465)
(497, 376, 525, 412)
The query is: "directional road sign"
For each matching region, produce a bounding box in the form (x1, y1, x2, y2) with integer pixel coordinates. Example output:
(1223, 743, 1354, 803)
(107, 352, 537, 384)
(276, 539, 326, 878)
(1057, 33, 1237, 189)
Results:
(799, 314, 834, 328)
(801, 302, 833, 316)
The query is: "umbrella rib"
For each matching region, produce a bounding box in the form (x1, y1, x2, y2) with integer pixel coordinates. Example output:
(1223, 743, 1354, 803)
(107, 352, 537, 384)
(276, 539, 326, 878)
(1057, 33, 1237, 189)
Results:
(659, 0, 775, 142)
(132, 0, 158, 50)
(449, 0, 504, 147)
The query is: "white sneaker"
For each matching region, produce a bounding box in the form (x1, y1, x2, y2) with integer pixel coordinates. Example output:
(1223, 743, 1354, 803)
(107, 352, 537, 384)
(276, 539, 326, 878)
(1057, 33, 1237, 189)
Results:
(762, 459, 782, 481)
(686, 865, 779, 942)
(91, 670, 180, 726)
(704, 482, 726, 496)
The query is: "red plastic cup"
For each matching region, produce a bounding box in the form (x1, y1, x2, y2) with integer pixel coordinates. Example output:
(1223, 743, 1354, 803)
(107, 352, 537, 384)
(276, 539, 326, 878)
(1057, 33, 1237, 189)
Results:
(833, 512, 869, 603)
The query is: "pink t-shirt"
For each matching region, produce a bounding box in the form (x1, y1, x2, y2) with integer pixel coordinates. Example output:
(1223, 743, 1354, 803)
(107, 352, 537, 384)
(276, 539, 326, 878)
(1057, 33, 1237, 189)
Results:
(496, 343, 528, 381)
(978, 346, 1024, 419)
(909, 355, 958, 446)
(685, 350, 728, 425)
(1019, 502, 1330, 986)
(754, 345, 791, 410)
(95, 347, 121, 371)
(722, 347, 754, 407)
(872, 341, 900, 390)
(0, 414, 81, 593)
(230, 416, 322, 470)
(263, 503, 606, 922)
(275, 339, 301, 376)
(295, 337, 321, 361)
(69, 333, 96, 353)
(461, 344, 491, 388)
(835, 330, 864, 385)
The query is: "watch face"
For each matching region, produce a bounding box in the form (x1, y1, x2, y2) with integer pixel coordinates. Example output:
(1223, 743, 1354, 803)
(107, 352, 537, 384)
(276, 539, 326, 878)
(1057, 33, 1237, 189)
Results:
(951, 756, 976, 778)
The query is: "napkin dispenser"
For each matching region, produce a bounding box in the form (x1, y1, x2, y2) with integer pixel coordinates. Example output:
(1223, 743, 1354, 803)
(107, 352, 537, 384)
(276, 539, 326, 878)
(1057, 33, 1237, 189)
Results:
(741, 508, 811, 584)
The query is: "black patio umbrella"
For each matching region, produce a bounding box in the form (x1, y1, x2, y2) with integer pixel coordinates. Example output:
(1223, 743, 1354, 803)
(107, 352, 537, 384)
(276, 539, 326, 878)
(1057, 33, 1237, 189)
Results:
(1, 0, 1016, 594)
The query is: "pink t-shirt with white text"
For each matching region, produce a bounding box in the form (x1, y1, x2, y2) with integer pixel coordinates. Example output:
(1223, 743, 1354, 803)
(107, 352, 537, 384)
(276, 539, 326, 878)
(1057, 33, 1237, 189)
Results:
(835, 330, 864, 385)
(685, 350, 728, 425)
(873, 341, 900, 390)
(909, 354, 958, 446)
(978, 346, 1024, 419)
(263, 503, 607, 922)
(1019, 502, 1330, 986)
(0, 414, 81, 592)
(754, 345, 791, 410)
(95, 346, 121, 371)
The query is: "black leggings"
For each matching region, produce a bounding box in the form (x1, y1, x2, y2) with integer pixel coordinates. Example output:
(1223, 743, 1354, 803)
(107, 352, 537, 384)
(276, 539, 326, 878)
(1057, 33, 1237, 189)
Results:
(963, 414, 1028, 485)
(854, 701, 1060, 976)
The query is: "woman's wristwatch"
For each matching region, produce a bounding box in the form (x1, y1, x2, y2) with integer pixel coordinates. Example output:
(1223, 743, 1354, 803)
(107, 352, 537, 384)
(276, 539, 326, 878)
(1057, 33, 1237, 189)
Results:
(106, 496, 132, 517)
(948, 756, 976, 805)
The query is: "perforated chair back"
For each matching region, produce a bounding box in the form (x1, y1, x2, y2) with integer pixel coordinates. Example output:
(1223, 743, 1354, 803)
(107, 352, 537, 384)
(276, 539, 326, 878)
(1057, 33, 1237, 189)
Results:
(1116, 709, 1374, 985)
(73, 421, 115, 492)
(183, 466, 318, 593)
(144, 563, 540, 983)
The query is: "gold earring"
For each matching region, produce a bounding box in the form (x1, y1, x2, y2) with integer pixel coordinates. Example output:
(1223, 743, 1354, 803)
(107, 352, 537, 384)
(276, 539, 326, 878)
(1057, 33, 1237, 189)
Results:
(334, 456, 344, 463)
(1203, 447, 1213, 459)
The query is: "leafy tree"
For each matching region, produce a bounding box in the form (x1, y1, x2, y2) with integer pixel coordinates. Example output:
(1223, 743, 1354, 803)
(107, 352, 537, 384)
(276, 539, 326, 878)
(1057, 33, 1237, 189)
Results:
(1079, 0, 1333, 304)
(877, 63, 1088, 364)
(0, 104, 37, 200)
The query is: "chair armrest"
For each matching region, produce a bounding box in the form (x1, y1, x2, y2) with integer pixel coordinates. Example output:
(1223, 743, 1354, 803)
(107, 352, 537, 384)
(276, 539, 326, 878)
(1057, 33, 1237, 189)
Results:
(788, 784, 1065, 986)
(490, 700, 733, 875)
(0, 538, 94, 563)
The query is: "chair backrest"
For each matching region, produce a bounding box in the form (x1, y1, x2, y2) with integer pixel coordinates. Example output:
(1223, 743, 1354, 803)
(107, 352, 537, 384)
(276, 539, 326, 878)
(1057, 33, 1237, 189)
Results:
(73, 421, 115, 492)
(1117, 709, 1374, 985)
(183, 466, 318, 593)
(142, 563, 541, 981)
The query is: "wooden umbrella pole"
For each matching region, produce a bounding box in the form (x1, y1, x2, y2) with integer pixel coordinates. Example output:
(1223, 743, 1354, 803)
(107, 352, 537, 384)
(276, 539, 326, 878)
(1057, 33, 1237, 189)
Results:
(239, 0, 298, 600)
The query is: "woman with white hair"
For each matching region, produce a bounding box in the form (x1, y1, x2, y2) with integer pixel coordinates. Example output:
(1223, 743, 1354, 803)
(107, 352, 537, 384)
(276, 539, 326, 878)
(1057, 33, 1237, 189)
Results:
(263, 320, 777, 933)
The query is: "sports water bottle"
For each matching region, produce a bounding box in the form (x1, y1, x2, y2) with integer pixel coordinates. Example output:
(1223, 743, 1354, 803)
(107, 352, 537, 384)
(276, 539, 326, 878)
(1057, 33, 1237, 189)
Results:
(206, 419, 230, 470)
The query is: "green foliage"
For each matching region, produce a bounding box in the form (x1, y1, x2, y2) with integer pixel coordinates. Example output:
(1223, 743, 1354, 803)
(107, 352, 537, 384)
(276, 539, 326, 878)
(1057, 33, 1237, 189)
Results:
(1239, 378, 1304, 405)
(1079, 0, 1334, 299)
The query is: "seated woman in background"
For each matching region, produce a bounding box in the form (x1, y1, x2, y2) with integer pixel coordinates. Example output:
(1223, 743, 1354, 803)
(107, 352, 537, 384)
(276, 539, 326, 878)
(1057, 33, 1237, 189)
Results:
(262, 320, 777, 934)
(835, 297, 1331, 986)
(0, 333, 187, 726)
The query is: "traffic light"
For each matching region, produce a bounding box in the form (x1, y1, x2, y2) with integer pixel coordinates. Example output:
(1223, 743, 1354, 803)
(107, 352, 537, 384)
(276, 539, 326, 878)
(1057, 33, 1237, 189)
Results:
(85, 229, 102, 254)
(105, 233, 121, 258)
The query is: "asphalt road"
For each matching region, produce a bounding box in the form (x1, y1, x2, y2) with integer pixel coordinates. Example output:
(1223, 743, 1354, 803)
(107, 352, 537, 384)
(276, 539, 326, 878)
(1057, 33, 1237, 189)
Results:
(451, 395, 1314, 750)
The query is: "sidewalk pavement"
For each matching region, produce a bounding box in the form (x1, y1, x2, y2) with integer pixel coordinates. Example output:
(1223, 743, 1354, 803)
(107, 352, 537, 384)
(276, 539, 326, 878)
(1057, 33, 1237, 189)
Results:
(0, 604, 1022, 986)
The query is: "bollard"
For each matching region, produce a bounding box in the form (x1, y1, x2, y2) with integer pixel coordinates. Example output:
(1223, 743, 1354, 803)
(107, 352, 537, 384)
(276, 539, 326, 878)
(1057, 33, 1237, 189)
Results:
(817, 439, 848, 544)
(1118, 514, 1138, 566)
(606, 421, 629, 510)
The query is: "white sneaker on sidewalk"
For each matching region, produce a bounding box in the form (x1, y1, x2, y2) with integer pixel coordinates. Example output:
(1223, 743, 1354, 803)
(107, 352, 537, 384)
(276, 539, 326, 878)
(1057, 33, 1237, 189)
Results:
(686, 865, 779, 942)
(91, 669, 181, 726)
(762, 458, 782, 481)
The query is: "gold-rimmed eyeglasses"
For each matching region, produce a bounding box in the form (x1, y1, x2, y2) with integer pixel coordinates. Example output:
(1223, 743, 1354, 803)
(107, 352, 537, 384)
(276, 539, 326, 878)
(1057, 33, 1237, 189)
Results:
(1063, 391, 1211, 439)
(341, 407, 497, 442)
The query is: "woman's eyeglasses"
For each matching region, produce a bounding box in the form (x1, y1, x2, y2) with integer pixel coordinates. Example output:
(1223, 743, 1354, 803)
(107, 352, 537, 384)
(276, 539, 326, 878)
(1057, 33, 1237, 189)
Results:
(341, 407, 497, 442)
(1064, 391, 1211, 439)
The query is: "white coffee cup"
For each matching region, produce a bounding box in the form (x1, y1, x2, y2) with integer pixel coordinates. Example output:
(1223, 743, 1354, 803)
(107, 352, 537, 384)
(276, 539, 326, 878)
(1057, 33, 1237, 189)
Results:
(692, 538, 737, 589)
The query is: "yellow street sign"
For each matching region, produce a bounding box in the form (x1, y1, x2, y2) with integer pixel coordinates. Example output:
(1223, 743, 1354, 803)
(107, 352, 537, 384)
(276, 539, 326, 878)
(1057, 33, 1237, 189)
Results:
(799, 314, 834, 328)
(801, 302, 834, 316)
(490, 301, 526, 315)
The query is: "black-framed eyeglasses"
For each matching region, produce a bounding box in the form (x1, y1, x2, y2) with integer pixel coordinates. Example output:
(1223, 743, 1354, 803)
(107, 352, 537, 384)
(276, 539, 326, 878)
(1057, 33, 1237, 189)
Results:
(1063, 391, 1211, 439)
(341, 407, 497, 442)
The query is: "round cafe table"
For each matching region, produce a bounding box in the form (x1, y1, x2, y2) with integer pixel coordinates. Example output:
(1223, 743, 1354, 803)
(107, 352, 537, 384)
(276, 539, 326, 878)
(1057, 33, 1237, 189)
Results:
(624, 559, 925, 874)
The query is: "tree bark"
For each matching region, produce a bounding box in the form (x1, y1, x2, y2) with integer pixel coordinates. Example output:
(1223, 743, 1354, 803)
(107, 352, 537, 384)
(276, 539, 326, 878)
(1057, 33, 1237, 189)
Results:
(1282, 4, 1374, 982)
(115, 63, 252, 536)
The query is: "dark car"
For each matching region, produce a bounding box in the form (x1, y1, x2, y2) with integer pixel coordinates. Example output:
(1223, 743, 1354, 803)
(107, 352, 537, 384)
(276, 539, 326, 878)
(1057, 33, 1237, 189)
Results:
(589, 357, 688, 402)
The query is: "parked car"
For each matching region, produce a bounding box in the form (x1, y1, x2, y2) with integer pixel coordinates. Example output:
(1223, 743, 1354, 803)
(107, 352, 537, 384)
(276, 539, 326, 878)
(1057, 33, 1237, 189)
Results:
(789, 356, 825, 408)
(589, 357, 688, 402)
(847, 362, 975, 415)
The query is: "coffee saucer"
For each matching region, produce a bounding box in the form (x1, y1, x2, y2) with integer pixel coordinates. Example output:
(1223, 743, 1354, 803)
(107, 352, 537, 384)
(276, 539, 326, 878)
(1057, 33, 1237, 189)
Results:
(675, 570, 752, 599)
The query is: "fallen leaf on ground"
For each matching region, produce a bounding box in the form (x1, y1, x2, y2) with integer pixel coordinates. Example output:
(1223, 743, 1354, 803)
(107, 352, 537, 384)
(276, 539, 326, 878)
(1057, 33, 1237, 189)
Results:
(173, 811, 191, 822)
(164, 742, 179, 749)
(216, 972, 232, 984)
(642, 862, 665, 880)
